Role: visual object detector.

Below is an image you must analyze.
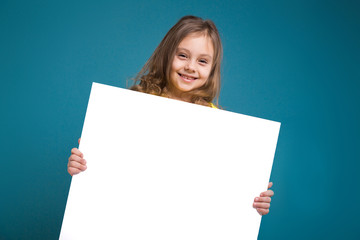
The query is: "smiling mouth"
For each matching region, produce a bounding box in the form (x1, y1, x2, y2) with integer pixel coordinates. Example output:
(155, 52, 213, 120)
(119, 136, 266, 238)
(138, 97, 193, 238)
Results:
(178, 73, 197, 81)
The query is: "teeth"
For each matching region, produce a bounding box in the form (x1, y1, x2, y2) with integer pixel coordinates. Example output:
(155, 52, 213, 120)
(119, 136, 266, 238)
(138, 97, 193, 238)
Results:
(180, 74, 195, 80)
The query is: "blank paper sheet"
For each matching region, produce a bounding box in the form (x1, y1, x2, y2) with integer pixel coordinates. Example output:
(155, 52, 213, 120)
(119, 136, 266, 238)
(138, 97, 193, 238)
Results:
(60, 82, 281, 240)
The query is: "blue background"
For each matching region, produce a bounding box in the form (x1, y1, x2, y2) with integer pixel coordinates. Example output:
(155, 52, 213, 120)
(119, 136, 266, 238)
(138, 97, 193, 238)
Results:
(1, 0, 359, 239)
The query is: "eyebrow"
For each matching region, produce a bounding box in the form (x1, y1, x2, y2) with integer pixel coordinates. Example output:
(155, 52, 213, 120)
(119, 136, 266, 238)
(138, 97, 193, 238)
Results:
(177, 47, 213, 59)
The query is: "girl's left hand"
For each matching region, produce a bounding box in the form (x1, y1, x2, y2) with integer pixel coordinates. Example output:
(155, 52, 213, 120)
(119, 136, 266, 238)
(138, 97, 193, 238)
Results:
(253, 182, 274, 216)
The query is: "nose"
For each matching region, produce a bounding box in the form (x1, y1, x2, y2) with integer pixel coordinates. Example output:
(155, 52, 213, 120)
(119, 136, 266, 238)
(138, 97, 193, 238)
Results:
(184, 60, 196, 72)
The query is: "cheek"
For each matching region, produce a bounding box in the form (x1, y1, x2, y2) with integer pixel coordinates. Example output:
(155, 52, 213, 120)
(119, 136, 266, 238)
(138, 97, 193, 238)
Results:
(169, 65, 176, 82)
(201, 67, 212, 80)
(171, 59, 181, 73)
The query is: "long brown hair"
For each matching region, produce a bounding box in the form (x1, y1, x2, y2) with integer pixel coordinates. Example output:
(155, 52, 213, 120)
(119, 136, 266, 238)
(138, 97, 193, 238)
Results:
(131, 15, 223, 107)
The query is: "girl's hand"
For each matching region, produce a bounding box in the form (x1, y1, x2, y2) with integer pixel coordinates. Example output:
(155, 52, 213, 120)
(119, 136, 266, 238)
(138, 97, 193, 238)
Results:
(253, 182, 274, 216)
(67, 138, 87, 176)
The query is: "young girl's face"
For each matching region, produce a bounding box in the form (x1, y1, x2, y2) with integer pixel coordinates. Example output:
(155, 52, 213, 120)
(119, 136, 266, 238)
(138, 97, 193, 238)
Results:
(169, 33, 214, 95)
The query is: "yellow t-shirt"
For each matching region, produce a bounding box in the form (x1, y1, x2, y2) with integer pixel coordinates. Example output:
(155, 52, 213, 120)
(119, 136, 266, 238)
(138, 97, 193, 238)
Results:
(210, 103, 218, 109)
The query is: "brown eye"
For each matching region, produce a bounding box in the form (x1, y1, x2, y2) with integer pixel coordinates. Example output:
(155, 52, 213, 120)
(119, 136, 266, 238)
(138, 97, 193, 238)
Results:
(178, 53, 187, 58)
(199, 59, 208, 64)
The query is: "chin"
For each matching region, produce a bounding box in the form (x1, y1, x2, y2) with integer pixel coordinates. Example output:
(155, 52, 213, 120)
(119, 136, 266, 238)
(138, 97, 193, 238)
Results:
(176, 84, 196, 93)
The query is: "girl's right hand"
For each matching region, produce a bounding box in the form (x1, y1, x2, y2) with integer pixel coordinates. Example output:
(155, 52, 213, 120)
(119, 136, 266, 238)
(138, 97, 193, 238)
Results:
(67, 138, 87, 176)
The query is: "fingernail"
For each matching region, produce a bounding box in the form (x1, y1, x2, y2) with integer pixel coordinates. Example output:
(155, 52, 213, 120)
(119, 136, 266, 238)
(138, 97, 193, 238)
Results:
(255, 197, 259, 201)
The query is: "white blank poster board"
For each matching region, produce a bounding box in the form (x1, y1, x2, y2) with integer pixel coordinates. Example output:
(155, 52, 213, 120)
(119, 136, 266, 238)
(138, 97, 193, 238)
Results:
(60, 82, 281, 240)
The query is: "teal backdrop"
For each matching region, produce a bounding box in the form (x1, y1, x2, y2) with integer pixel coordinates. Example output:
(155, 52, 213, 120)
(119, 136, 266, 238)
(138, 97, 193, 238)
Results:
(1, 0, 359, 239)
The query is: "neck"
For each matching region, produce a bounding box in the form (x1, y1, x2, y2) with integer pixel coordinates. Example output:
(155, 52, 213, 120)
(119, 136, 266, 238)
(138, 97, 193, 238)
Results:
(164, 85, 192, 103)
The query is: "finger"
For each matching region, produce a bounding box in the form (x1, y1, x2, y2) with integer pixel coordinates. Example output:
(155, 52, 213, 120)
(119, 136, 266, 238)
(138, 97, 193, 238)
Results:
(68, 167, 82, 176)
(260, 189, 274, 197)
(256, 208, 269, 216)
(68, 154, 86, 165)
(254, 197, 271, 203)
(268, 182, 273, 189)
(68, 160, 87, 171)
(71, 148, 83, 158)
(253, 202, 270, 209)
(78, 138, 81, 144)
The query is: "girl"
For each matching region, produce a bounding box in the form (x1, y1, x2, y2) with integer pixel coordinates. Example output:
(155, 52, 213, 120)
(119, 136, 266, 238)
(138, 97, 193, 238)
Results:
(67, 15, 274, 216)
